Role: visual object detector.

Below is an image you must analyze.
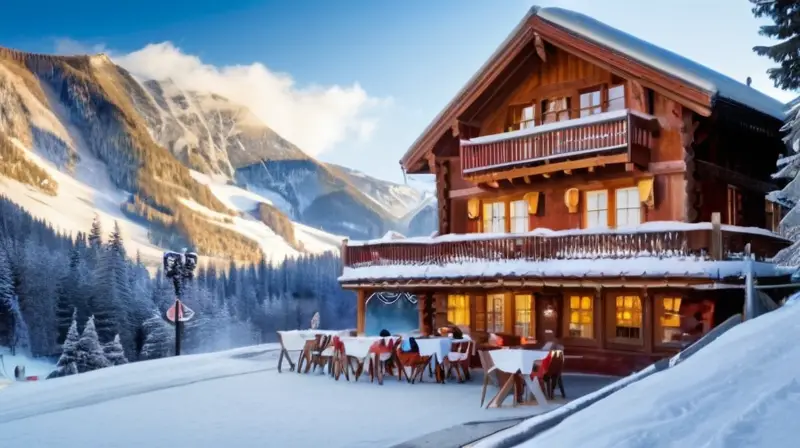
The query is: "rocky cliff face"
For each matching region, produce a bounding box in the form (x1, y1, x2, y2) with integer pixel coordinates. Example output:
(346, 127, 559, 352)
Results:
(0, 47, 436, 260)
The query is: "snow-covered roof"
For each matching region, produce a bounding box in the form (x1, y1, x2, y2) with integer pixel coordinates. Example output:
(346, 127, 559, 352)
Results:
(537, 7, 787, 120)
(339, 258, 781, 282)
(346, 221, 786, 247)
(401, 6, 787, 170)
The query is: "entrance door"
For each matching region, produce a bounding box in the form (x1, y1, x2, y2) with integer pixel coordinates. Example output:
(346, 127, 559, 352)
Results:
(536, 295, 561, 343)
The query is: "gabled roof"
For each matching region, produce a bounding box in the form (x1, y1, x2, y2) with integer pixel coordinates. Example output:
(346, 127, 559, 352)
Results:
(538, 7, 785, 120)
(401, 6, 788, 171)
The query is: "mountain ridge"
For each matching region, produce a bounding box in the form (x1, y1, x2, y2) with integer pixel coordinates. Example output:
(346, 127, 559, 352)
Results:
(0, 46, 435, 263)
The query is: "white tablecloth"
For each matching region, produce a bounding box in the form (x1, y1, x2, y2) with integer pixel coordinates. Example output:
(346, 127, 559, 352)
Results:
(415, 338, 453, 362)
(489, 349, 549, 375)
(339, 336, 398, 359)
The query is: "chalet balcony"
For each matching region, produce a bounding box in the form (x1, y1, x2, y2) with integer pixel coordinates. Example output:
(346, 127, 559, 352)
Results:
(339, 223, 792, 285)
(460, 109, 659, 182)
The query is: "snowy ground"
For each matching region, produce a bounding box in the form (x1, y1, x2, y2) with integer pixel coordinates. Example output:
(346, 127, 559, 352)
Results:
(0, 347, 56, 380)
(0, 345, 614, 447)
(499, 299, 800, 448)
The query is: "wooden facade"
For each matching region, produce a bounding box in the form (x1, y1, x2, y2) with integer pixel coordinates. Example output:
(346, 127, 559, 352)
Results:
(340, 7, 790, 375)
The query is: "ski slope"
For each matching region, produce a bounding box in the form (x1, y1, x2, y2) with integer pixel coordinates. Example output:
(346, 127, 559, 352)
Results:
(0, 136, 342, 268)
(508, 298, 800, 448)
(188, 170, 344, 258)
(0, 344, 537, 447)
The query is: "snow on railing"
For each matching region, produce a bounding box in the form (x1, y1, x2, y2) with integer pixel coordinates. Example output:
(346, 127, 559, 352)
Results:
(342, 222, 790, 269)
(460, 109, 657, 175)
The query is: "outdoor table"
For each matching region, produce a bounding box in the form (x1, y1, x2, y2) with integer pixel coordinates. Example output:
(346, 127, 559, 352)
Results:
(486, 349, 550, 408)
(338, 336, 398, 382)
(414, 337, 454, 383)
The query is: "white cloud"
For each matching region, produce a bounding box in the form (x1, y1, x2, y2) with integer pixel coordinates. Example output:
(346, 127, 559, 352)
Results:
(77, 41, 389, 157)
(54, 38, 107, 56)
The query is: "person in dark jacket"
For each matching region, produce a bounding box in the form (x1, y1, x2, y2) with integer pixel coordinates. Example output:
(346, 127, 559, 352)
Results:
(379, 329, 391, 337)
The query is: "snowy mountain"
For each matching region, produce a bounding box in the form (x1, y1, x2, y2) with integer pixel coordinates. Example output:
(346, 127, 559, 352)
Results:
(0, 47, 434, 263)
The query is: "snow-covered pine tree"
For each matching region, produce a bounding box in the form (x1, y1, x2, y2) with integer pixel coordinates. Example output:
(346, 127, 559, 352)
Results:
(75, 315, 110, 373)
(91, 222, 132, 344)
(7, 295, 31, 356)
(140, 312, 174, 360)
(103, 334, 128, 366)
(751, 0, 800, 91)
(56, 247, 81, 345)
(0, 247, 14, 348)
(47, 311, 80, 379)
(752, 1, 800, 264)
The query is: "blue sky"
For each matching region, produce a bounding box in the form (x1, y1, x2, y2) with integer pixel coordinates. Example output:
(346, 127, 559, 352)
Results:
(1, 0, 796, 186)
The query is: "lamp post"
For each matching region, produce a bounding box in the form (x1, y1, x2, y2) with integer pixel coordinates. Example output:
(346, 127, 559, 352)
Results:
(163, 249, 198, 356)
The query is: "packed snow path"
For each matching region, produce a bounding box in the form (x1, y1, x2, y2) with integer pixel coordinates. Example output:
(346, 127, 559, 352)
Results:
(509, 298, 800, 448)
(0, 344, 598, 447)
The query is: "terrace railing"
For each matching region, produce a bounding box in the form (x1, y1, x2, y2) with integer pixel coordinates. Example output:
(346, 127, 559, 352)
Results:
(460, 109, 658, 176)
(342, 222, 790, 270)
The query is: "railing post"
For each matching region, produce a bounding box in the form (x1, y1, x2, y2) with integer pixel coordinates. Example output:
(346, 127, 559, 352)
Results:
(710, 212, 723, 260)
(340, 238, 349, 269)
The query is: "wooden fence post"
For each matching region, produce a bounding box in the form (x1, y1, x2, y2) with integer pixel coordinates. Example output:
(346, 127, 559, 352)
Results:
(710, 212, 723, 260)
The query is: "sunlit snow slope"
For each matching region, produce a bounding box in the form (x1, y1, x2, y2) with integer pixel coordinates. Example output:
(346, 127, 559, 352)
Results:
(516, 299, 800, 448)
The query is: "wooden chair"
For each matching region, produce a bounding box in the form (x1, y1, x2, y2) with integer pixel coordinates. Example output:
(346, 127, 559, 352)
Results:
(443, 340, 473, 382)
(304, 334, 333, 374)
(541, 350, 566, 400)
(368, 338, 396, 385)
(330, 337, 350, 381)
(277, 331, 306, 373)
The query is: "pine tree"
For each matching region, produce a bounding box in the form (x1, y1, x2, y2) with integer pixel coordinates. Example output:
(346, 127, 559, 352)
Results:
(48, 312, 80, 379)
(751, 0, 800, 90)
(0, 248, 14, 347)
(103, 334, 129, 366)
(75, 315, 110, 373)
(753, 1, 800, 264)
(91, 222, 132, 344)
(7, 295, 30, 355)
(56, 247, 81, 344)
(140, 313, 174, 360)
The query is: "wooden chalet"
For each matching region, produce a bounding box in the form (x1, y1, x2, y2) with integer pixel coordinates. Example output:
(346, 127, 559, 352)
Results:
(338, 7, 792, 375)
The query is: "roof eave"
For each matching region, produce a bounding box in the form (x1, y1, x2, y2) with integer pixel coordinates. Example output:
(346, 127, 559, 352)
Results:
(399, 6, 540, 171)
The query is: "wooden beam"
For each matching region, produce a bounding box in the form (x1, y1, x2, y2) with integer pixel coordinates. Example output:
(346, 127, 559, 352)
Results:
(696, 160, 777, 193)
(465, 153, 629, 184)
(356, 290, 366, 335)
(528, 16, 713, 117)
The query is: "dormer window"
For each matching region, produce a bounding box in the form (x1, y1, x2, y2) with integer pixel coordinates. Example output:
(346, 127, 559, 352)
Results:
(508, 104, 536, 131)
(608, 84, 626, 111)
(579, 88, 602, 117)
(542, 97, 570, 123)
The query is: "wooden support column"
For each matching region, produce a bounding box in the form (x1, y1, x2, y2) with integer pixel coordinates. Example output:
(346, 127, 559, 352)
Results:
(504, 293, 516, 335)
(356, 289, 367, 335)
(710, 212, 723, 260)
(418, 293, 429, 336)
(434, 292, 448, 330)
(643, 288, 653, 354)
(435, 160, 451, 235)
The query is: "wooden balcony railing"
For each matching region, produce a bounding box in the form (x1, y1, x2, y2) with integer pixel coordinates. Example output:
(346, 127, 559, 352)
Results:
(342, 223, 791, 271)
(460, 109, 658, 176)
